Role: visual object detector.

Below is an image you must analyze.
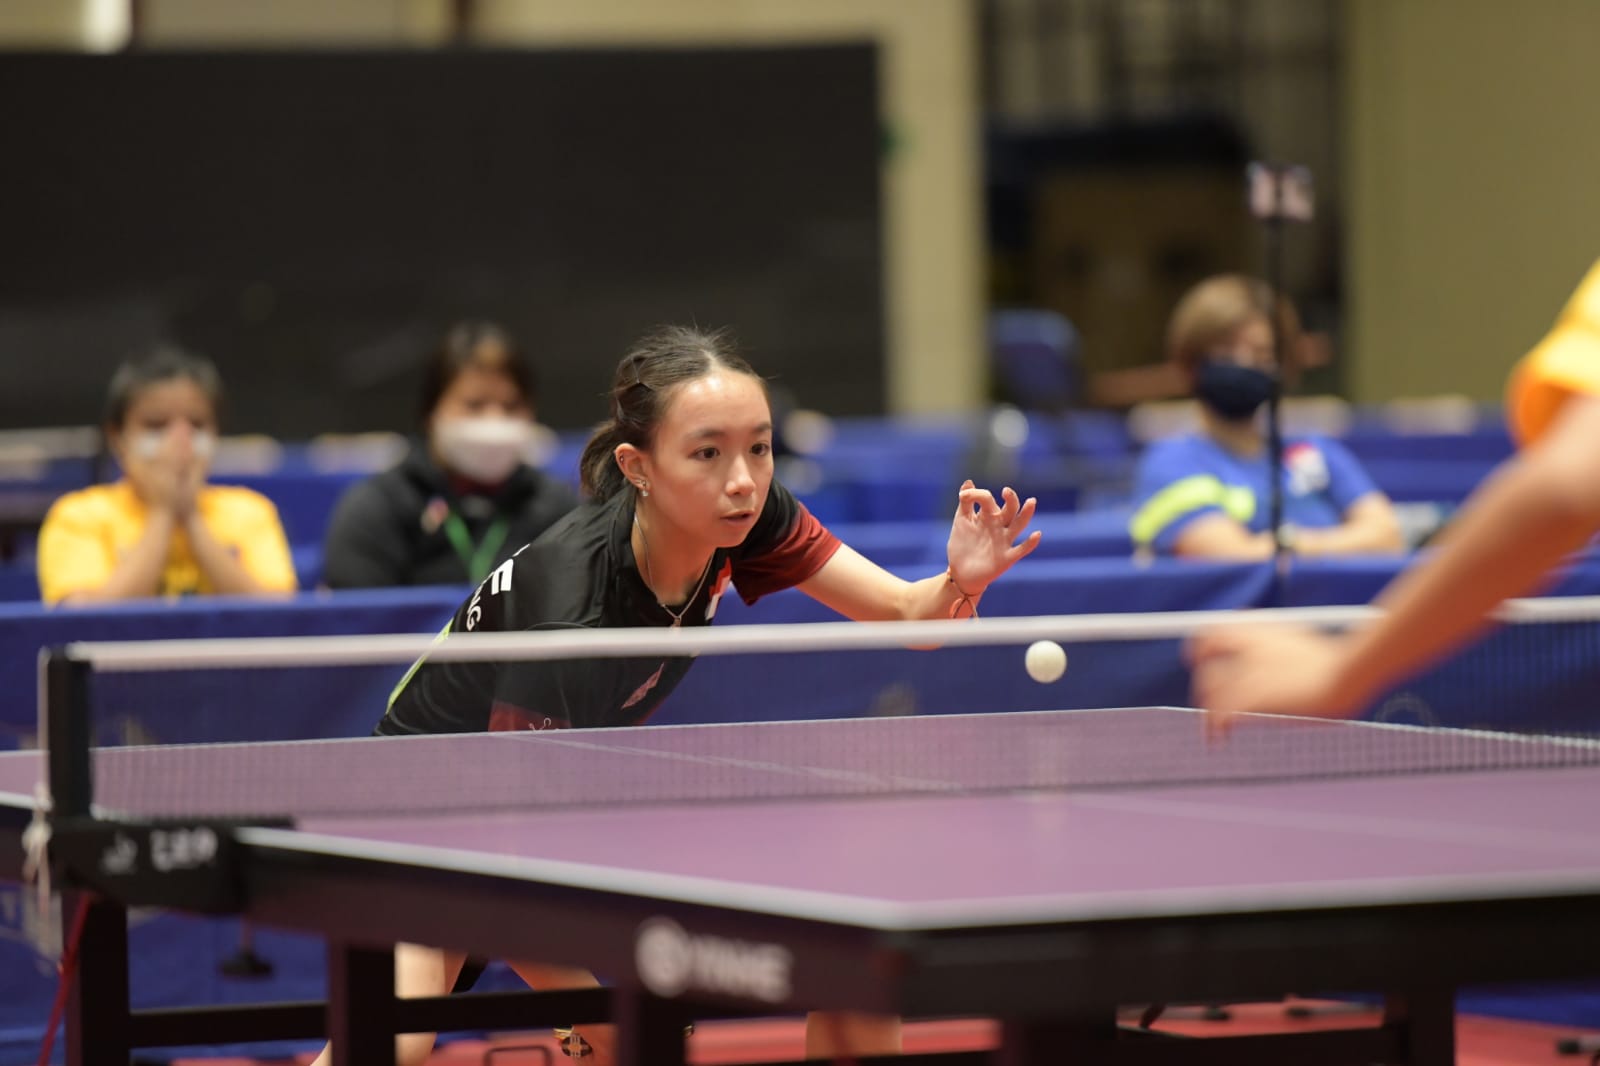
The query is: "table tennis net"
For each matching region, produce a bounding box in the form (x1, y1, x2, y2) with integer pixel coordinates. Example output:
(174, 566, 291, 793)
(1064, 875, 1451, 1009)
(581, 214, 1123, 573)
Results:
(31, 598, 1600, 823)
(49, 709, 1600, 824)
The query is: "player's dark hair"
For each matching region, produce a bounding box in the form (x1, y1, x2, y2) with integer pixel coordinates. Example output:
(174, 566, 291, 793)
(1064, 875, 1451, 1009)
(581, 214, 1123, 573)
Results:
(579, 325, 766, 499)
(103, 343, 224, 430)
(419, 321, 536, 423)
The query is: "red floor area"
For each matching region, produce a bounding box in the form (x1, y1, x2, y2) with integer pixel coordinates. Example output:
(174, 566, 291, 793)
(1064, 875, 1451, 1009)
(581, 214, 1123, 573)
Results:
(170, 1003, 1597, 1066)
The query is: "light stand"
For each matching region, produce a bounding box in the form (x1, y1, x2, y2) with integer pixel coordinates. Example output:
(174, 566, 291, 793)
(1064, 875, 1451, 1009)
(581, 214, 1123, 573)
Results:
(1246, 162, 1315, 573)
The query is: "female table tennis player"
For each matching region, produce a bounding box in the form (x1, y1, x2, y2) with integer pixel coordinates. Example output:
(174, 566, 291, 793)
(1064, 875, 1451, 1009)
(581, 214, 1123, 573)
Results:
(1191, 257, 1600, 726)
(311, 324, 1042, 1066)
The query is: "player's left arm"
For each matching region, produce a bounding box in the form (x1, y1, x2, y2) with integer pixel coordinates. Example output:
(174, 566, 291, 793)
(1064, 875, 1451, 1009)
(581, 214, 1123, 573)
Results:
(799, 480, 1041, 621)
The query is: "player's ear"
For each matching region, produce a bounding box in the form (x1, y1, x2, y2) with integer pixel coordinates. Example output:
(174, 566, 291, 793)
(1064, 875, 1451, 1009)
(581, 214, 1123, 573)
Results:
(613, 442, 647, 486)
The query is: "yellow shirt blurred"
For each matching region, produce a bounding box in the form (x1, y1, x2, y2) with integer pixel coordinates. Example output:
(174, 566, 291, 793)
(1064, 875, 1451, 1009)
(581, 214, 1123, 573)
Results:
(1508, 257, 1600, 446)
(36, 481, 298, 604)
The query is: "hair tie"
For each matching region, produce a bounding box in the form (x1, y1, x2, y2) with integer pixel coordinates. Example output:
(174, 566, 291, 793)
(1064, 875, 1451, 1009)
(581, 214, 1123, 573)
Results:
(945, 569, 979, 619)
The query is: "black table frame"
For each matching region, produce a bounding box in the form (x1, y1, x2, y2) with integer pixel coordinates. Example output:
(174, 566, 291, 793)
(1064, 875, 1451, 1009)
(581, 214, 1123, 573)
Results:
(11, 800, 1600, 1066)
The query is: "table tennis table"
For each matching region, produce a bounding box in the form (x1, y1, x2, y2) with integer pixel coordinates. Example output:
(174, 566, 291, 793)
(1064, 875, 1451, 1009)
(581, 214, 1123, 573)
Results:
(7, 705, 1600, 1066)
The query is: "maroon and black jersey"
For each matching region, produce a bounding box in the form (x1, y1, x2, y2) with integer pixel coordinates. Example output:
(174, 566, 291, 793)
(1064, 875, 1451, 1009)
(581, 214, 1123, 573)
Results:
(377, 480, 840, 735)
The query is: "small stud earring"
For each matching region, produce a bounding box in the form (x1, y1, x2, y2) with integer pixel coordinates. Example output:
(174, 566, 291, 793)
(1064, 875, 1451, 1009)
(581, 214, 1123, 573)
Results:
(637, 481, 650, 498)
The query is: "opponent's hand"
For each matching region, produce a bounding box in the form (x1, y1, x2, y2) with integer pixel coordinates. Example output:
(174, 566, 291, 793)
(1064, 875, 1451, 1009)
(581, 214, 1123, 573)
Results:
(1186, 623, 1367, 736)
(945, 479, 1041, 594)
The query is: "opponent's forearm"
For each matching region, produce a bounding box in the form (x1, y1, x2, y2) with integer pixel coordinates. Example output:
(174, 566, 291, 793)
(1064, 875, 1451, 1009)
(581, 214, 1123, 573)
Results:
(1333, 454, 1600, 703)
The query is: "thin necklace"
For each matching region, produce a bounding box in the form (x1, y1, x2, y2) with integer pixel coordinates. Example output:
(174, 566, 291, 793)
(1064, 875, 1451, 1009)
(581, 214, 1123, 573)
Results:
(633, 514, 712, 628)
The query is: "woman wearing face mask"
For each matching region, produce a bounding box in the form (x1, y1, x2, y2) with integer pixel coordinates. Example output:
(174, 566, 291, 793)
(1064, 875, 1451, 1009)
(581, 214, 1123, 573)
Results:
(1128, 274, 1403, 558)
(321, 322, 579, 589)
(36, 345, 298, 604)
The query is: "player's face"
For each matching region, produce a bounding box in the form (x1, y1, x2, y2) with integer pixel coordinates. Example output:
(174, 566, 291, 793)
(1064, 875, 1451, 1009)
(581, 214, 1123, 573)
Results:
(646, 370, 774, 548)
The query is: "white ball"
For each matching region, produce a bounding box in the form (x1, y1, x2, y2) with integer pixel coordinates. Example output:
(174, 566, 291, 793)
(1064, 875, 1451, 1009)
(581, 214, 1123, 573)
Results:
(1025, 640, 1068, 684)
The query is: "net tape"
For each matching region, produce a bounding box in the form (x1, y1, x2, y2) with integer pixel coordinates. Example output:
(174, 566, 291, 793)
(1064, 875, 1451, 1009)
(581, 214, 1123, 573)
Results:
(59, 596, 1600, 672)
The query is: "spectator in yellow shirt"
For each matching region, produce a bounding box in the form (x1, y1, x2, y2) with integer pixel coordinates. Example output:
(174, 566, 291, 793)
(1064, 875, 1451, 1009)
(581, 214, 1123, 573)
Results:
(37, 345, 297, 604)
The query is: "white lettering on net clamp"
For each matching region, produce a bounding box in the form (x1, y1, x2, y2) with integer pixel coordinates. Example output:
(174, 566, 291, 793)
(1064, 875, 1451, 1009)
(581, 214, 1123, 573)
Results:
(58, 596, 1600, 672)
(21, 783, 60, 961)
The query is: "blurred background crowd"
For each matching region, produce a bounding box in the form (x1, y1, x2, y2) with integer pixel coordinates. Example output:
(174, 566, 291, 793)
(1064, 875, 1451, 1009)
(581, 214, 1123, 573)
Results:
(3, 0, 1599, 603)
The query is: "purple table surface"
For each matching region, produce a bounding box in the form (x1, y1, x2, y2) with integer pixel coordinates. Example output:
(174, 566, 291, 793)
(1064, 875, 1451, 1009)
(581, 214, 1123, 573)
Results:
(274, 764, 1600, 929)
(7, 708, 1600, 930)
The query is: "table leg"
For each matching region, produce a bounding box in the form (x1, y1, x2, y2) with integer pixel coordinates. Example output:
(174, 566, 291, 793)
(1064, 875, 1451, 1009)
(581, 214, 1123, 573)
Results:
(1384, 988, 1456, 1066)
(328, 941, 398, 1066)
(998, 1013, 1118, 1066)
(67, 893, 130, 1066)
(612, 985, 688, 1066)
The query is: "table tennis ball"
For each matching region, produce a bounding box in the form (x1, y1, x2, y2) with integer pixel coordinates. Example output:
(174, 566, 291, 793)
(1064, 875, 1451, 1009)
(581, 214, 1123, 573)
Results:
(1025, 640, 1067, 684)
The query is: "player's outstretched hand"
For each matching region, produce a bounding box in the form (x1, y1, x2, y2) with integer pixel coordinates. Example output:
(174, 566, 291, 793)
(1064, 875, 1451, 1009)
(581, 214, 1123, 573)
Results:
(946, 479, 1041, 594)
(1186, 623, 1368, 737)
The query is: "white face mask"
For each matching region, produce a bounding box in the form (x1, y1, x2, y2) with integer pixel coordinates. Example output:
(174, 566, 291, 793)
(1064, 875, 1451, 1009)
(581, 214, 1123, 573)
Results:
(129, 428, 216, 461)
(433, 416, 534, 485)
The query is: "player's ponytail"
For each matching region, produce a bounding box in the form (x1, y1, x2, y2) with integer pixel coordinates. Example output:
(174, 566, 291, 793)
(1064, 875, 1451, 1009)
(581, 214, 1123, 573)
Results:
(579, 421, 630, 499)
(578, 325, 766, 500)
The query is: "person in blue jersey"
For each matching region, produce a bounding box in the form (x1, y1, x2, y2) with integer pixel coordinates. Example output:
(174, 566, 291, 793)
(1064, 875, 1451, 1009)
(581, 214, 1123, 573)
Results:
(1128, 274, 1403, 558)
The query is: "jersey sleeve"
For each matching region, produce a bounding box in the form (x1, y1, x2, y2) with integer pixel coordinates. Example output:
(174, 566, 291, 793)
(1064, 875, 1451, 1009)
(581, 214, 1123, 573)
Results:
(728, 480, 842, 604)
(1508, 257, 1600, 447)
(1128, 441, 1231, 553)
(1316, 437, 1384, 513)
(36, 492, 114, 604)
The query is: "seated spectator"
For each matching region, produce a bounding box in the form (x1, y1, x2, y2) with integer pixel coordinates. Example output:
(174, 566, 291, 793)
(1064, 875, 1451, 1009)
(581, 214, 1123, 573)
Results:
(37, 345, 298, 604)
(1129, 275, 1403, 558)
(322, 322, 578, 588)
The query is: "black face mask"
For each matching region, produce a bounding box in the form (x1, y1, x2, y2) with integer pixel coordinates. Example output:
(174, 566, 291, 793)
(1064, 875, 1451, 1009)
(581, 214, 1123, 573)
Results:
(1195, 362, 1276, 421)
